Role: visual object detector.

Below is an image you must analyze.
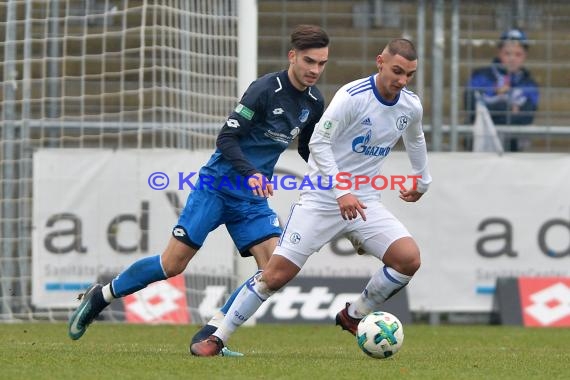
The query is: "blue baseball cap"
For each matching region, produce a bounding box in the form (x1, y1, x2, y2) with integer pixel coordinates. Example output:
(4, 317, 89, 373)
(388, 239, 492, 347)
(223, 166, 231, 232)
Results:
(499, 28, 529, 49)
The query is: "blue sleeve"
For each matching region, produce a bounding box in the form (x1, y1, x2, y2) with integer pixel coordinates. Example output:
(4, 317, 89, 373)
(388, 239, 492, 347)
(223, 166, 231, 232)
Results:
(216, 81, 267, 177)
(216, 129, 257, 177)
(297, 123, 313, 162)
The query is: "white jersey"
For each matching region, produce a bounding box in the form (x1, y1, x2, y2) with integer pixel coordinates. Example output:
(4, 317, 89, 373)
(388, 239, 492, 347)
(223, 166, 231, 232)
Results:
(301, 74, 432, 207)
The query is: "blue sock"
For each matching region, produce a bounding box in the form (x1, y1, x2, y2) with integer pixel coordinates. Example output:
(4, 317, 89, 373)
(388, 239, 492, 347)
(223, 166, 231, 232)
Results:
(111, 255, 167, 297)
(219, 270, 262, 315)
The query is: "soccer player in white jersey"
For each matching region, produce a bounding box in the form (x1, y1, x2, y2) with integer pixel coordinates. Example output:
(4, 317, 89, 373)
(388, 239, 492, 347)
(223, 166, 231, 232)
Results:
(191, 38, 432, 356)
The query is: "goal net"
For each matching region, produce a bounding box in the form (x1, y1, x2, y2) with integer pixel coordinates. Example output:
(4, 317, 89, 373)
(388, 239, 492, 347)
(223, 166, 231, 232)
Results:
(0, 0, 249, 322)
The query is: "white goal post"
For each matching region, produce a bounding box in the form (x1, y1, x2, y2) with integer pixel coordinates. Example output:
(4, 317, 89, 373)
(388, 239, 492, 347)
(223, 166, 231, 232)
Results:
(0, 0, 257, 322)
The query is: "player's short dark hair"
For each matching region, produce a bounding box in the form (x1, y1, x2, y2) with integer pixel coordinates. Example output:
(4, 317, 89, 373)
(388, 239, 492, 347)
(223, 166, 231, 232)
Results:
(290, 25, 329, 51)
(386, 38, 417, 61)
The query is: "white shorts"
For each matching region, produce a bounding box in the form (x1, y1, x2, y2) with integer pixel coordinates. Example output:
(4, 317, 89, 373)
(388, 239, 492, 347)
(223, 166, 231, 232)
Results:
(275, 201, 411, 268)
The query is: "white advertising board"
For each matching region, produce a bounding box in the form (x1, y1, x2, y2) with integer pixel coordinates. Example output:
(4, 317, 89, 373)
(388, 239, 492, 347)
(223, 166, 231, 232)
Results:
(33, 150, 570, 311)
(32, 150, 235, 308)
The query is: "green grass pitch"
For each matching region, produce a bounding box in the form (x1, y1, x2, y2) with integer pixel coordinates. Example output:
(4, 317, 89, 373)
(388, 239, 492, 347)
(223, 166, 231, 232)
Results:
(1, 323, 568, 380)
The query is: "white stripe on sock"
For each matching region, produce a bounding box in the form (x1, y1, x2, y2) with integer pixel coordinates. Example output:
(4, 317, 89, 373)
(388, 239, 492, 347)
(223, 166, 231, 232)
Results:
(102, 284, 115, 303)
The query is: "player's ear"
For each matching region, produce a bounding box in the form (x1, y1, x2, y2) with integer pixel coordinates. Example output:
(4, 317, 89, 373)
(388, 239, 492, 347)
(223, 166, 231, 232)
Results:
(288, 49, 296, 64)
(376, 54, 384, 71)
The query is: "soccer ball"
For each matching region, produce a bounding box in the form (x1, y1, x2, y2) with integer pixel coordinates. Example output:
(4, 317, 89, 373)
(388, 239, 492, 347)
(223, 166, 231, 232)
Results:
(356, 311, 404, 359)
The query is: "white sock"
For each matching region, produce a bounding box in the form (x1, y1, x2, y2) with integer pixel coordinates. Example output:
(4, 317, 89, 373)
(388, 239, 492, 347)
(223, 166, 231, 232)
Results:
(351, 266, 412, 317)
(213, 273, 273, 343)
(102, 283, 116, 304)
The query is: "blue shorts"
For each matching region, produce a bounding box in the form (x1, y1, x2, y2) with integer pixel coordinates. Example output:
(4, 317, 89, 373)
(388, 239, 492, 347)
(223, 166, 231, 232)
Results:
(173, 188, 282, 257)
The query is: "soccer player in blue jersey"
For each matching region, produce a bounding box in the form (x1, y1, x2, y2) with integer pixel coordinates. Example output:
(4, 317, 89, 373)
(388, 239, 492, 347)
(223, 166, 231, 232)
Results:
(190, 38, 432, 357)
(67, 25, 330, 356)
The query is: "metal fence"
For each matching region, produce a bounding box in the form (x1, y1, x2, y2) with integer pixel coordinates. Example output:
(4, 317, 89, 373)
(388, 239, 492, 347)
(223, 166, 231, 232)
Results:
(257, 0, 570, 152)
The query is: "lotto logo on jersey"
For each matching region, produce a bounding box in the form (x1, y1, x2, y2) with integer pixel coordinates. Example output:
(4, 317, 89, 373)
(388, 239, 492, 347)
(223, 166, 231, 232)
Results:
(172, 227, 186, 237)
(352, 129, 391, 157)
(226, 119, 240, 128)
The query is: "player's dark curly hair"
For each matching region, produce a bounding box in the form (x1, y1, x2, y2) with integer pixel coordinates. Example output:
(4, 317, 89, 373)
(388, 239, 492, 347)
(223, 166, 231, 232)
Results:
(386, 38, 417, 61)
(290, 25, 329, 51)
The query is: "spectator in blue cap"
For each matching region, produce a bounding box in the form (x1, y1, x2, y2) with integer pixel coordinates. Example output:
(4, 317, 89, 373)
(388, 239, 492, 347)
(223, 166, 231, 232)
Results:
(464, 28, 540, 151)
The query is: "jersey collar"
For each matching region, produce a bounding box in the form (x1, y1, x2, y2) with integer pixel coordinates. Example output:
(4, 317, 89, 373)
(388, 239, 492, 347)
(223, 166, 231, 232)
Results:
(370, 74, 400, 106)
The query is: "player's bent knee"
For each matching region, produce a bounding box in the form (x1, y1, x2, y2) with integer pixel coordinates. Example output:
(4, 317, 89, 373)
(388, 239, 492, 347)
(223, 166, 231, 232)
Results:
(383, 238, 421, 276)
(386, 254, 420, 276)
(260, 265, 297, 291)
(402, 249, 421, 274)
(260, 272, 288, 292)
(404, 254, 421, 275)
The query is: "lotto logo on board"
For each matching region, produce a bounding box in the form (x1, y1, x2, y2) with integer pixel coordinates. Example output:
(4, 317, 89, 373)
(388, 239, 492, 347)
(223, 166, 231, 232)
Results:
(124, 275, 189, 324)
(519, 277, 570, 327)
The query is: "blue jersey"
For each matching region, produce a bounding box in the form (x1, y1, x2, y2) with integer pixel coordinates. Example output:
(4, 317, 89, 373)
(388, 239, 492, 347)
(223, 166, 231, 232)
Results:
(199, 70, 324, 201)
